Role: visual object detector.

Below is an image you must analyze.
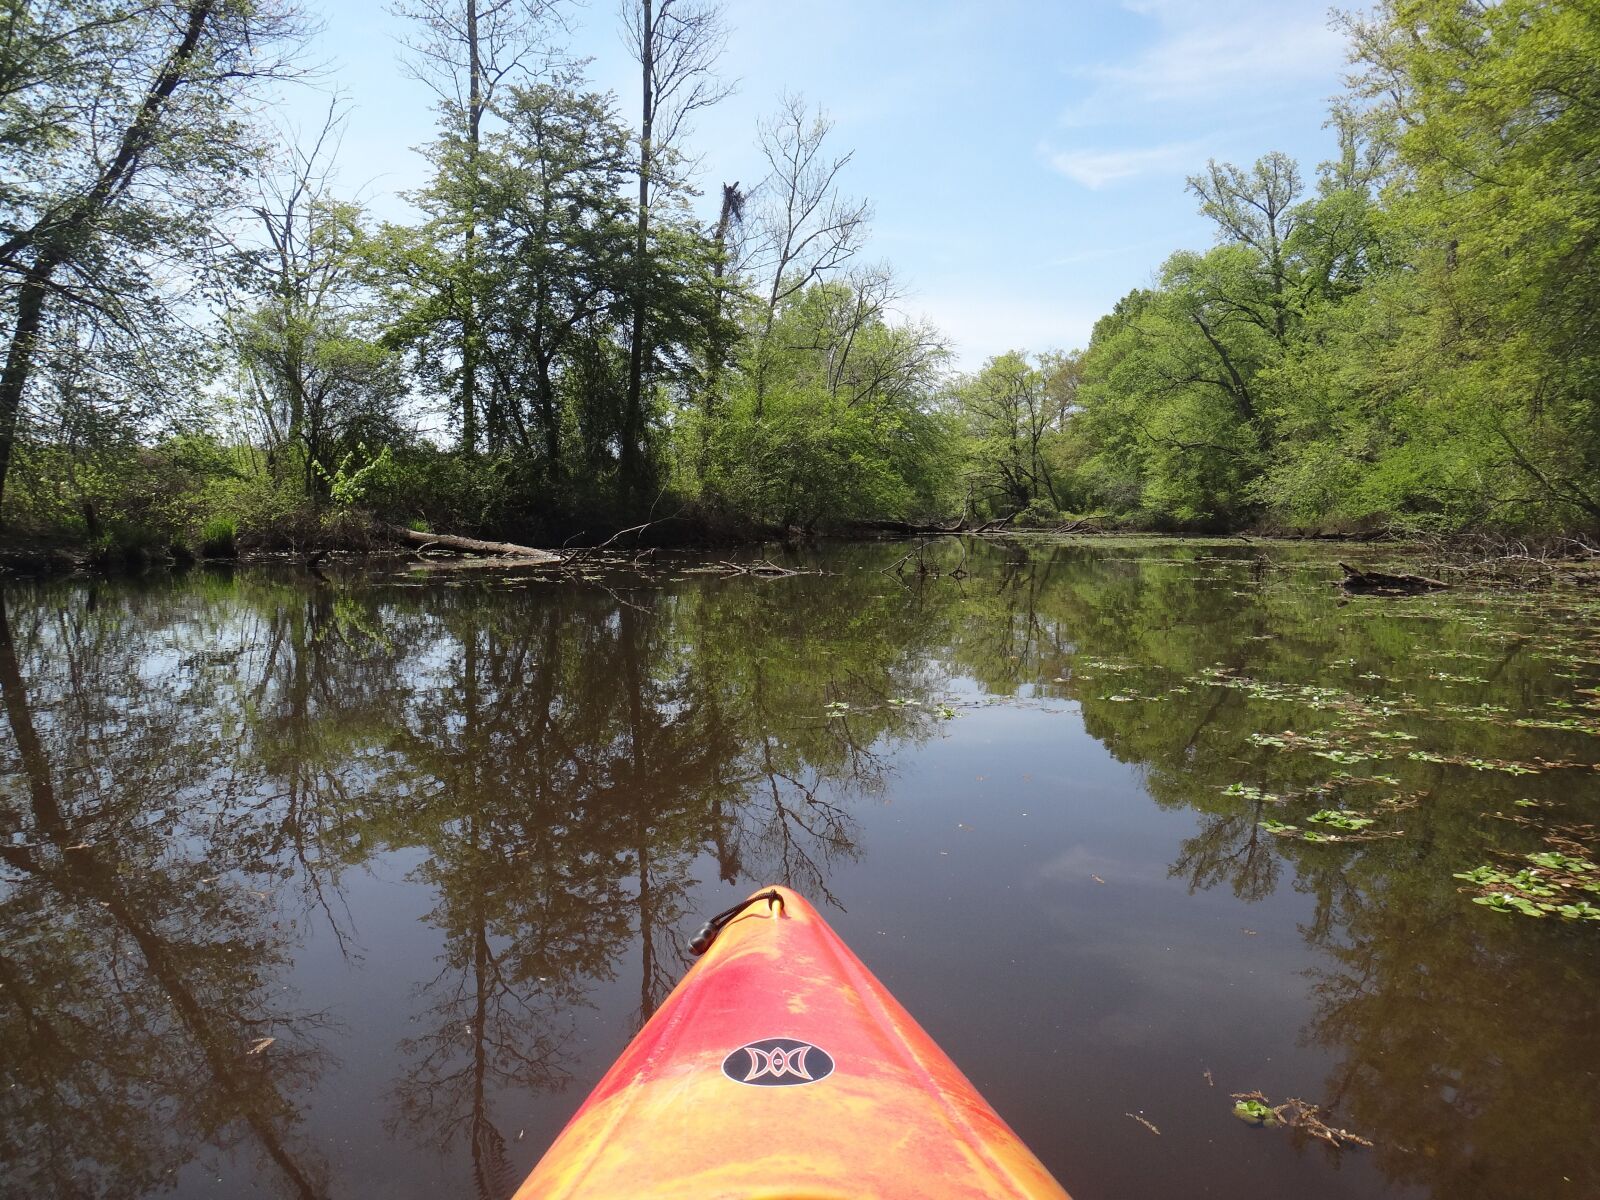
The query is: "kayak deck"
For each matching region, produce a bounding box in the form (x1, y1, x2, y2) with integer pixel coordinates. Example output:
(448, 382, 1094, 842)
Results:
(515, 886, 1070, 1199)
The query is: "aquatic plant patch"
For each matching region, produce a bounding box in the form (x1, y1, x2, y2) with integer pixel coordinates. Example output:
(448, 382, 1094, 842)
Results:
(1259, 818, 1400, 845)
(1222, 783, 1281, 802)
(1407, 750, 1544, 774)
(1306, 810, 1376, 832)
(1453, 843, 1600, 921)
(1229, 1092, 1371, 1149)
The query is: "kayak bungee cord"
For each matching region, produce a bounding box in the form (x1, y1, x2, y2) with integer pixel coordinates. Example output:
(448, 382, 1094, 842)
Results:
(688, 888, 783, 955)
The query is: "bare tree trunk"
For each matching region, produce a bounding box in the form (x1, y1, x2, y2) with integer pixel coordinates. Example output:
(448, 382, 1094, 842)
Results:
(622, 0, 655, 502)
(388, 523, 560, 561)
(699, 181, 741, 481)
(0, 268, 50, 518)
(459, 0, 483, 456)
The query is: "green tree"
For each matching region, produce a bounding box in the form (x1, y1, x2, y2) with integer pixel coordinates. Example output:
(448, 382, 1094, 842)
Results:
(1347, 0, 1600, 529)
(707, 274, 951, 528)
(1187, 152, 1304, 346)
(956, 351, 1065, 517)
(391, 0, 570, 456)
(1074, 246, 1273, 523)
(230, 111, 405, 501)
(619, 0, 730, 500)
(466, 77, 636, 479)
(0, 0, 305, 520)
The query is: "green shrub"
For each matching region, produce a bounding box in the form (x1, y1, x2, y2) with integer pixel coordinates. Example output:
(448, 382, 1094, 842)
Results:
(199, 517, 237, 558)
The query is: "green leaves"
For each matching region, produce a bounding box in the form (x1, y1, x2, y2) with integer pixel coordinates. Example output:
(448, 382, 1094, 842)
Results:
(1052, 0, 1600, 535)
(952, 351, 1070, 519)
(0, 0, 304, 513)
(1472, 893, 1552, 919)
(1308, 810, 1375, 832)
(1407, 750, 1543, 775)
(316, 445, 396, 509)
(1233, 1099, 1279, 1125)
(368, 76, 647, 471)
(1223, 783, 1280, 802)
(1526, 852, 1596, 875)
(1455, 849, 1600, 922)
(701, 275, 954, 526)
(1312, 748, 1386, 765)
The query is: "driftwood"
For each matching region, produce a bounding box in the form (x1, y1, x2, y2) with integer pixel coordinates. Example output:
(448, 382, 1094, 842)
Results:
(856, 512, 1103, 538)
(387, 524, 560, 564)
(558, 513, 683, 571)
(684, 559, 820, 578)
(1374, 531, 1600, 589)
(972, 512, 1021, 534)
(855, 517, 967, 535)
(882, 539, 968, 579)
(714, 559, 817, 577)
(1339, 562, 1448, 595)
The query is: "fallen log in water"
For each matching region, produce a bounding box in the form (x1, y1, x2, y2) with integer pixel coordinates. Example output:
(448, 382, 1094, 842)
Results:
(681, 559, 821, 578)
(853, 517, 968, 535)
(1339, 562, 1448, 594)
(387, 524, 561, 563)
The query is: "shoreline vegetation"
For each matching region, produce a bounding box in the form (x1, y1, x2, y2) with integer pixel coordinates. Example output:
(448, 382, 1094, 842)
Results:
(5, 518, 1598, 598)
(2, 3, 1598, 575)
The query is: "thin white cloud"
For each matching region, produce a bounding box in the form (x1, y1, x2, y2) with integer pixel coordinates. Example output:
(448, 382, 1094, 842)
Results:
(1039, 139, 1205, 189)
(1061, 1, 1347, 127)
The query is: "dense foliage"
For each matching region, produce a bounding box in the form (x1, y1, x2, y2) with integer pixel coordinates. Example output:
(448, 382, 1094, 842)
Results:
(2, 0, 1597, 554)
(1059, 0, 1600, 534)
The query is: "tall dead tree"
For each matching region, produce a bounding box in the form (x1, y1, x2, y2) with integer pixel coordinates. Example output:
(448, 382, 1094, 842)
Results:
(697, 180, 745, 478)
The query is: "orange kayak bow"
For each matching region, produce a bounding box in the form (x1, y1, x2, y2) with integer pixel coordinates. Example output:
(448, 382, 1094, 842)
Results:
(514, 886, 1071, 1199)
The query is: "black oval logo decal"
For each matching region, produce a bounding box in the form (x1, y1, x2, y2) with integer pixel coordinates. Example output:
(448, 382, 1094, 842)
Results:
(722, 1037, 834, 1086)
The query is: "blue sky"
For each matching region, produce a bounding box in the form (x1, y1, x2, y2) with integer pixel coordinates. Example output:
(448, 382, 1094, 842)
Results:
(292, 0, 1362, 366)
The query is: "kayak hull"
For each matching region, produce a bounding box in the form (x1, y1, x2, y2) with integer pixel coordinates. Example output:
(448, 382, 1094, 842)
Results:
(515, 886, 1069, 1199)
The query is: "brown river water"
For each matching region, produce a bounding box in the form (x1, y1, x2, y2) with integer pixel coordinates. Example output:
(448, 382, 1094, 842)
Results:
(1, 538, 1597, 1199)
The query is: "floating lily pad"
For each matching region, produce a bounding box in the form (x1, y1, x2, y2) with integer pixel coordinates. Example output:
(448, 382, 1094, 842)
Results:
(1233, 1099, 1279, 1125)
(1308, 810, 1375, 831)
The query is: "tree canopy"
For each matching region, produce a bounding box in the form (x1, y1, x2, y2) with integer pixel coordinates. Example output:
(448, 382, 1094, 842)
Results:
(3, 0, 1598, 552)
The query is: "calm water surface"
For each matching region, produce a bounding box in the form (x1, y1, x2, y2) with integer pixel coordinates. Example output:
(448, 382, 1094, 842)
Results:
(2, 539, 1597, 1199)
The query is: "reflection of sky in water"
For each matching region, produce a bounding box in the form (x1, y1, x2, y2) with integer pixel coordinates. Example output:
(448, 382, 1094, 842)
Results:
(840, 701, 1395, 1199)
(1, 541, 1595, 1200)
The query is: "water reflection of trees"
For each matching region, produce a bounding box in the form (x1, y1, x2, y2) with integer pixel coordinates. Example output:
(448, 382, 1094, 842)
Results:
(0, 565, 945, 1197)
(369, 574, 947, 1195)
(374, 577, 943, 1189)
(940, 540, 1600, 1200)
(17, 542, 1591, 1198)
(0, 587, 331, 1198)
